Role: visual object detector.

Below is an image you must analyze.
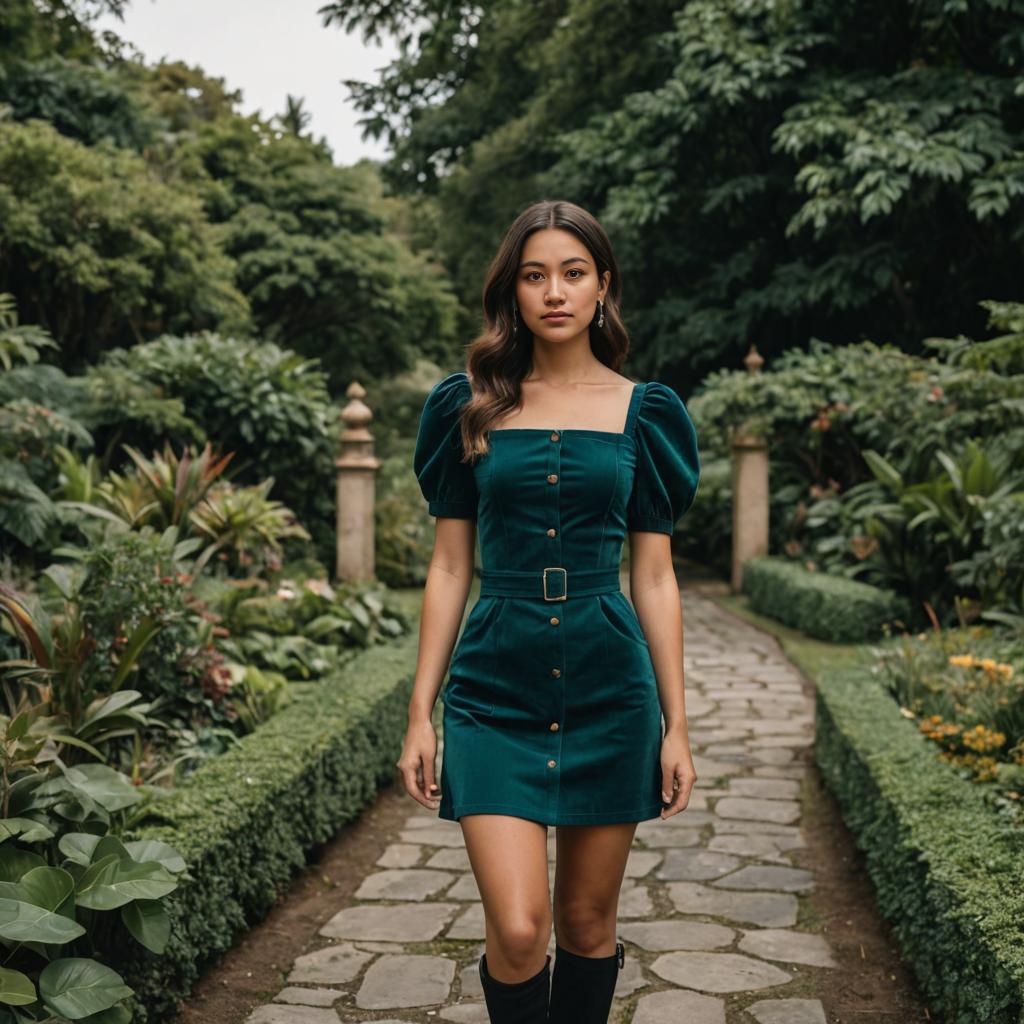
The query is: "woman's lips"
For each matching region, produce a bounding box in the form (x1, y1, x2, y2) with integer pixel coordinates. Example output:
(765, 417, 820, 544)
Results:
(543, 313, 571, 321)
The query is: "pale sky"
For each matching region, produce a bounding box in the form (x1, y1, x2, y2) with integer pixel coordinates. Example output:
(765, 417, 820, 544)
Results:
(95, 0, 400, 166)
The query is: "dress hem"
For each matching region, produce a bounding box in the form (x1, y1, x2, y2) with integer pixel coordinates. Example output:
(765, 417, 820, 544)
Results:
(439, 802, 666, 826)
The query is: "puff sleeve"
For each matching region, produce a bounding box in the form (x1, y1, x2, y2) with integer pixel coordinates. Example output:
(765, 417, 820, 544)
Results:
(413, 372, 480, 519)
(626, 382, 701, 534)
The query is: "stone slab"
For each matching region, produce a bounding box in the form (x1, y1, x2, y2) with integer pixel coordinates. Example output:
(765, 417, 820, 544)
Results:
(320, 902, 458, 941)
(246, 1007, 339, 1024)
(354, 868, 456, 901)
(738, 928, 838, 967)
(727, 778, 801, 800)
(355, 953, 455, 1009)
(376, 844, 422, 868)
(666, 882, 798, 927)
(650, 950, 792, 992)
(619, 919, 735, 951)
(273, 988, 340, 1007)
(714, 797, 801, 824)
(632, 988, 726, 1023)
(711, 864, 815, 893)
(747, 997, 828, 1024)
(656, 848, 742, 881)
(287, 942, 372, 984)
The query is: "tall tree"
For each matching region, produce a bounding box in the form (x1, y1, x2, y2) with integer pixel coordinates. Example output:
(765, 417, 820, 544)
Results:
(325, 0, 1024, 388)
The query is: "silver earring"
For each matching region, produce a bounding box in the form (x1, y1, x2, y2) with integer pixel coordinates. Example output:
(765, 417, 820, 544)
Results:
(597, 298, 605, 329)
(512, 303, 519, 333)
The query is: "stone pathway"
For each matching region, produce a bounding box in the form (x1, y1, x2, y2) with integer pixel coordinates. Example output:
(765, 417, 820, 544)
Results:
(244, 591, 835, 1023)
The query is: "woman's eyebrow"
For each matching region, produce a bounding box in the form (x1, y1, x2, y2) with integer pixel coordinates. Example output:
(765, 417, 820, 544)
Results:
(519, 256, 591, 269)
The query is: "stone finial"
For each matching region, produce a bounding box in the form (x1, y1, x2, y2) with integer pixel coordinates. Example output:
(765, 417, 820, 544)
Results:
(743, 344, 764, 375)
(341, 380, 374, 437)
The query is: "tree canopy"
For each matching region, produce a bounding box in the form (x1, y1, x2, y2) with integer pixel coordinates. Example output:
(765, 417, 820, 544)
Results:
(325, 0, 1024, 387)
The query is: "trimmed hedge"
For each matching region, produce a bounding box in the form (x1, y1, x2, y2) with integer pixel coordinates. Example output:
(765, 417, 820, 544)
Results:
(815, 651, 1024, 1023)
(742, 556, 910, 642)
(117, 591, 422, 1022)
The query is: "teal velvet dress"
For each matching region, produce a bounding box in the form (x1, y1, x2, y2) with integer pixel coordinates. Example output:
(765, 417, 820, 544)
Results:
(413, 372, 700, 826)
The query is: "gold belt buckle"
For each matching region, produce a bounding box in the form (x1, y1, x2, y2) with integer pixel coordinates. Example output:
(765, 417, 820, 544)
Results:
(542, 567, 567, 602)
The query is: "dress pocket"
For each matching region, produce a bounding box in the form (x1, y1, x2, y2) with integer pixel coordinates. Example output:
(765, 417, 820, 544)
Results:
(445, 596, 507, 717)
(597, 592, 650, 648)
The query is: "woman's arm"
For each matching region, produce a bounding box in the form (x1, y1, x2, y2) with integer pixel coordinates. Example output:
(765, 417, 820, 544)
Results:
(410, 517, 477, 722)
(398, 516, 477, 809)
(628, 530, 697, 818)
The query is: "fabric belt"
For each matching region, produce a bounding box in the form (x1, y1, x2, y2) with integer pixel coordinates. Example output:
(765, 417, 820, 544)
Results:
(478, 566, 622, 602)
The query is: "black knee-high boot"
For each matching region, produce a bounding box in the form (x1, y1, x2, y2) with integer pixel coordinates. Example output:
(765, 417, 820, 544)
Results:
(478, 951, 551, 1024)
(546, 940, 624, 1024)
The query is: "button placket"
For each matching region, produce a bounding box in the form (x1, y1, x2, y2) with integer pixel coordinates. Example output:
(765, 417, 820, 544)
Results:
(545, 431, 565, 791)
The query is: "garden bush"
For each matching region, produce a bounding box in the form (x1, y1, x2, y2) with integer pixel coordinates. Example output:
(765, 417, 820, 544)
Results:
(113, 591, 422, 1022)
(816, 646, 1024, 1023)
(688, 302, 1024, 625)
(741, 555, 911, 641)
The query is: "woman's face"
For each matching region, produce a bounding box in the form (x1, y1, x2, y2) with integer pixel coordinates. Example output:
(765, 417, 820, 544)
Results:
(515, 228, 610, 344)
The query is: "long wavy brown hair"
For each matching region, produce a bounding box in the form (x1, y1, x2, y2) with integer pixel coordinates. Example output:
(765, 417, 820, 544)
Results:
(458, 199, 632, 463)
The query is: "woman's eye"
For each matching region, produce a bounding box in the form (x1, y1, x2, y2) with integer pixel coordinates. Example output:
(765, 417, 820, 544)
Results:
(525, 269, 585, 281)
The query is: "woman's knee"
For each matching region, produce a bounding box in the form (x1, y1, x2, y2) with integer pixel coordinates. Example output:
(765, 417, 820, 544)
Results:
(487, 910, 552, 964)
(553, 901, 615, 954)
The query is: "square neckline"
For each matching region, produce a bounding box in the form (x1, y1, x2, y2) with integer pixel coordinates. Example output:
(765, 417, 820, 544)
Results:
(486, 381, 643, 440)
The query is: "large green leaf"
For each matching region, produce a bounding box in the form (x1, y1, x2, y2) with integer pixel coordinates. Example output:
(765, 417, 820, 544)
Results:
(58, 833, 101, 868)
(38, 764, 140, 813)
(0, 968, 34, 1007)
(76, 855, 177, 911)
(121, 839, 186, 874)
(80, 1003, 133, 1024)
(0, 846, 45, 884)
(0, 897, 85, 944)
(18, 866, 75, 919)
(0, 819, 55, 845)
(120, 899, 170, 953)
(38, 958, 133, 1020)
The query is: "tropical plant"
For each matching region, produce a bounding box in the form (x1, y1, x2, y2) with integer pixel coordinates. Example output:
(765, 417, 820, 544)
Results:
(0, 702, 186, 1021)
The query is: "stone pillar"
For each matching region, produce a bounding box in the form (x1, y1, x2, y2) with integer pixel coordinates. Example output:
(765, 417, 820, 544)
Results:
(731, 345, 769, 593)
(335, 381, 381, 583)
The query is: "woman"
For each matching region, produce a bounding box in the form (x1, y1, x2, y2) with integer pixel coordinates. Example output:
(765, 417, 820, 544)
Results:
(398, 199, 700, 1024)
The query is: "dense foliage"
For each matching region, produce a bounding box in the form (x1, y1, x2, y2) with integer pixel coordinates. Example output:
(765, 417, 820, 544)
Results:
(328, 0, 1024, 387)
(687, 301, 1024, 626)
(0, 0, 461, 387)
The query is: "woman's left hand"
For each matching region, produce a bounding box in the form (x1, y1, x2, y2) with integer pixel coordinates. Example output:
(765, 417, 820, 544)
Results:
(660, 729, 697, 819)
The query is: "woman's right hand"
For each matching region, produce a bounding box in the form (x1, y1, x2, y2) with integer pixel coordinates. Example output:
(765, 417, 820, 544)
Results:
(397, 717, 441, 811)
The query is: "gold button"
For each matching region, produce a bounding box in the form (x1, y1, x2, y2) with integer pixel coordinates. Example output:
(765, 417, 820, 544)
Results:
(550, 722, 559, 732)
(546, 528, 556, 537)
(547, 759, 557, 767)
(551, 667, 561, 677)
(547, 473, 558, 484)
(549, 616, 559, 626)
(550, 431, 560, 442)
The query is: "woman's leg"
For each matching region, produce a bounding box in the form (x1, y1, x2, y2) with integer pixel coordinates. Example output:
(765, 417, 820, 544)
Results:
(552, 821, 635, 953)
(461, 812, 552, 980)
(548, 822, 637, 1023)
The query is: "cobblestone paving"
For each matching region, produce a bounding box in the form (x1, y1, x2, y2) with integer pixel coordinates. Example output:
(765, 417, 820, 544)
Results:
(246, 592, 834, 1023)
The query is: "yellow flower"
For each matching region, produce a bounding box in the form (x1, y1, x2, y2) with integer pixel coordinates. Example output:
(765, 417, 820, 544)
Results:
(949, 655, 976, 668)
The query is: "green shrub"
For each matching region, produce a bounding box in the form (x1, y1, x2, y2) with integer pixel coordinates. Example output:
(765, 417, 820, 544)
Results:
(93, 332, 338, 565)
(816, 649, 1024, 1023)
(741, 555, 911, 641)
(114, 593, 422, 1022)
(688, 304, 1024, 624)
